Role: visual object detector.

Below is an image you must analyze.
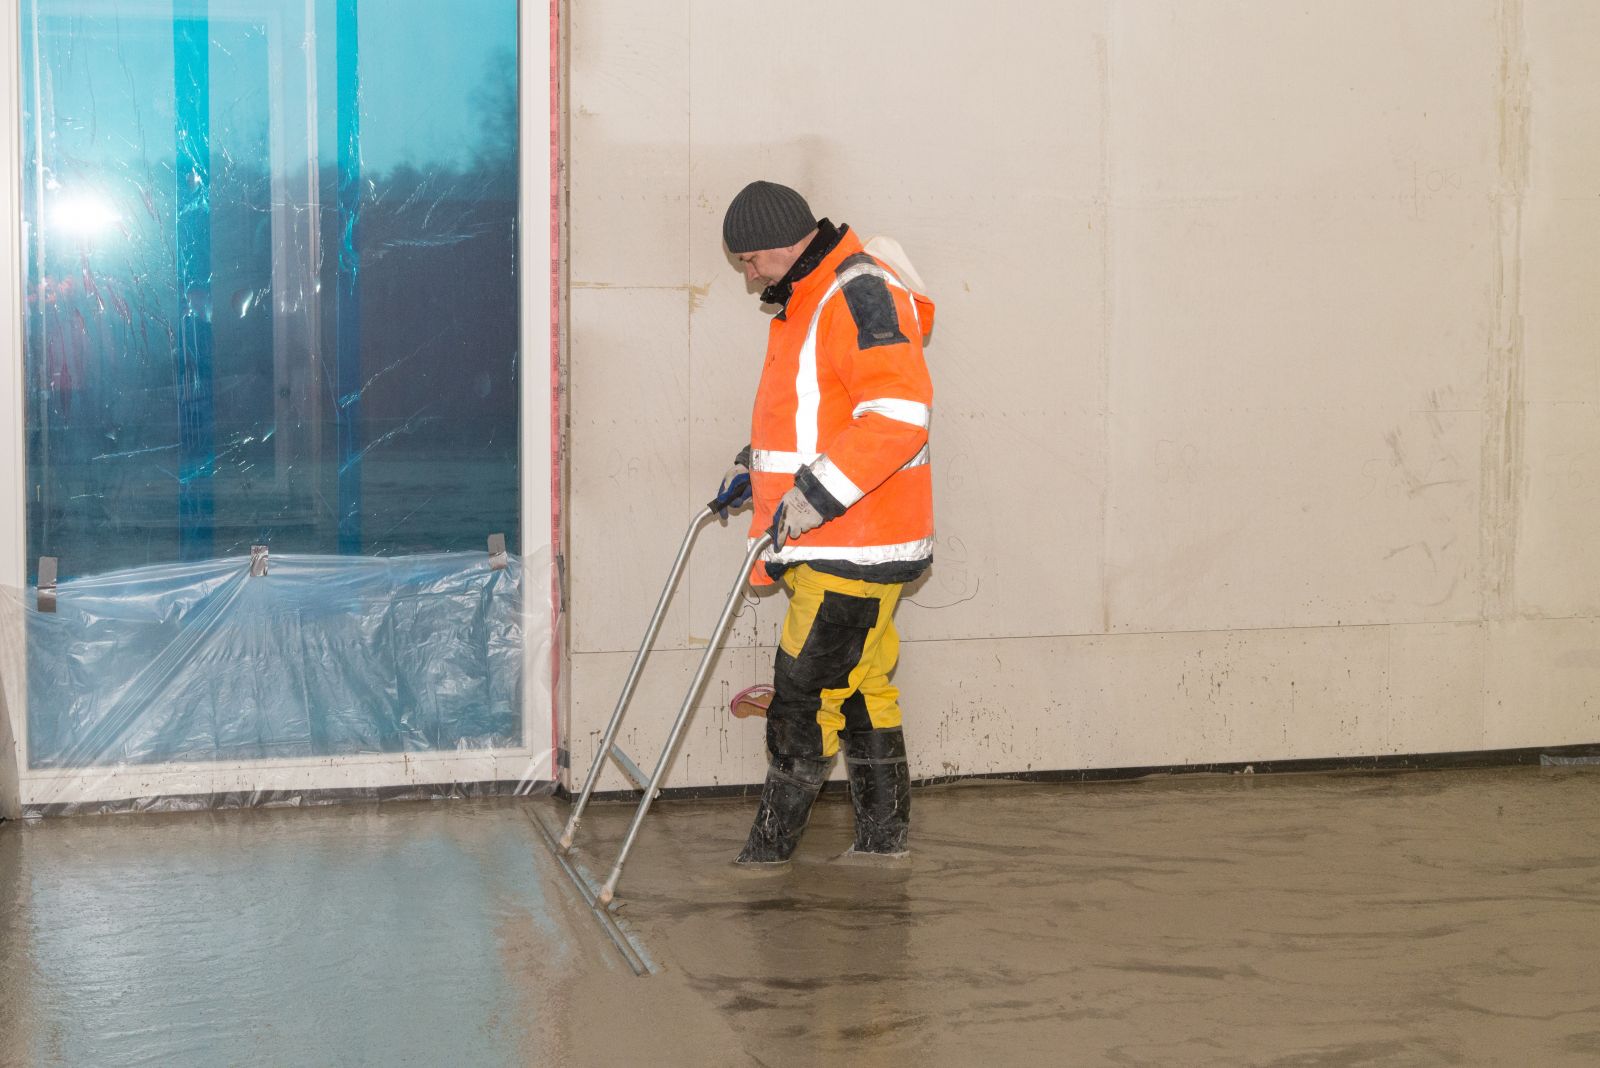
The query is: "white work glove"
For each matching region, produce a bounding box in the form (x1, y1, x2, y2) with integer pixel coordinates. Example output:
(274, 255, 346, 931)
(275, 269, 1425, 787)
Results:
(767, 487, 824, 550)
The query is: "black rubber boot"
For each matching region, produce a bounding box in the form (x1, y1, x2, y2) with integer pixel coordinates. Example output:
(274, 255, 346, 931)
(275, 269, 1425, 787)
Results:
(734, 754, 830, 865)
(842, 728, 911, 857)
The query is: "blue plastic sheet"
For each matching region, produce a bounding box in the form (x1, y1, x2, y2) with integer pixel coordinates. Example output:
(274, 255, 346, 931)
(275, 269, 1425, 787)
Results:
(20, 0, 523, 580)
(8, 1, 544, 815)
(26, 552, 524, 771)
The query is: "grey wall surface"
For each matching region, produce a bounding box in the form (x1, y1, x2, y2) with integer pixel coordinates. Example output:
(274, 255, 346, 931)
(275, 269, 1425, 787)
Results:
(564, 1, 1600, 790)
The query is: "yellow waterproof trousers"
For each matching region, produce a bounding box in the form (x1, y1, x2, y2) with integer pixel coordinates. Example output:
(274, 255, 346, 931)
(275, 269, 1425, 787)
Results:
(768, 565, 904, 760)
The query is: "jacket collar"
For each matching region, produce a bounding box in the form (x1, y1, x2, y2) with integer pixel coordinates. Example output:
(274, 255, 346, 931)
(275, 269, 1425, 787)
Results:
(764, 220, 858, 318)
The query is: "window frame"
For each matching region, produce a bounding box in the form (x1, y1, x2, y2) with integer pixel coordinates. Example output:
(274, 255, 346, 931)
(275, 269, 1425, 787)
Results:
(0, 0, 560, 815)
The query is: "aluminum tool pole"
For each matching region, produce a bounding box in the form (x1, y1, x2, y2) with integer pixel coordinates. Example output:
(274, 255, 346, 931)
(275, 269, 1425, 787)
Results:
(559, 505, 715, 851)
(598, 533, 772, 905)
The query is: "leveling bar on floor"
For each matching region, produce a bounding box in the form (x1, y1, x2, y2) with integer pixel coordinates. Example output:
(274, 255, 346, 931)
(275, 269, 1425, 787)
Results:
(557, 489, 771, 905)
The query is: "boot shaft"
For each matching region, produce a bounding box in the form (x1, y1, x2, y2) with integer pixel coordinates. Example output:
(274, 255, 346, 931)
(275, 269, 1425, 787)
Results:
(736, 755, 830, 864)
(843, 728, 911, 855)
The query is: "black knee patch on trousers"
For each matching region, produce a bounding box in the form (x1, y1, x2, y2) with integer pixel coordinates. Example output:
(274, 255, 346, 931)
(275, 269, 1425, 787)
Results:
(841, 690, 874, 734)
(766, 591, 881, 760)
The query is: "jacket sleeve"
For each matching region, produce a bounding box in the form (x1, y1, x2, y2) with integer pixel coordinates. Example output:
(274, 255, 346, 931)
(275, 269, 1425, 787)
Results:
(794, 276, 932, 520)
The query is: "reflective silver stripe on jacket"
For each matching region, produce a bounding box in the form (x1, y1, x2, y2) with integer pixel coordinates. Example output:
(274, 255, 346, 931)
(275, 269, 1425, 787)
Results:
(750, 446, 930, 475)
(750, 536, 936, 567)
(809, 455, 863, 508)
(852, 398, 931, 428)
(750, 449, 817, 473)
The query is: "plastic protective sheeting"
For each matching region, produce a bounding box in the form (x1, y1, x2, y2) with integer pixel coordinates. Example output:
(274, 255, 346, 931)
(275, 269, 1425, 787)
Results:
(1, 549, 552, 815)
(20, 0, 523, 579)
(7, 0, 552, 817)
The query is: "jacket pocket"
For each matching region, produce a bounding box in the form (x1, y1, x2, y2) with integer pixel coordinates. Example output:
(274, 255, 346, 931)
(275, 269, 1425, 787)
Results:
(788, 591, 880, 691)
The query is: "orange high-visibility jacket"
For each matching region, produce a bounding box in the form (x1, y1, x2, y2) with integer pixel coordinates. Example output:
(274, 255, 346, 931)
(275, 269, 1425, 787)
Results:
(747, 226, 936, 586)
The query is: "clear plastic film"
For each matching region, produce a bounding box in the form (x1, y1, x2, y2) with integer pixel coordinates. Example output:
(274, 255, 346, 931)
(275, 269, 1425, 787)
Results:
(1, 549, 552, 816)
(6, 1, 550, 816)
(20, 0, 523, 572)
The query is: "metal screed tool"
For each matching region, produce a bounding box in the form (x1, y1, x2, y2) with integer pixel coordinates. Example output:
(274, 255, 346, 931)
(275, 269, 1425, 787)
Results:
(558, 481, 770, 905)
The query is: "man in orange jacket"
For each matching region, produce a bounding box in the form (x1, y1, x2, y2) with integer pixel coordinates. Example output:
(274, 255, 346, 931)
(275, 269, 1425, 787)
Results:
(716, 180, 935, 866)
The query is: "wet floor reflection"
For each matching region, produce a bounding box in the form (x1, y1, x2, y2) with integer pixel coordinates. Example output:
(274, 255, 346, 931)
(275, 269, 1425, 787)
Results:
(3, 767, 1599, 1066)
(0, 805, 563, 1066)
(591, 766, 1600, 1067)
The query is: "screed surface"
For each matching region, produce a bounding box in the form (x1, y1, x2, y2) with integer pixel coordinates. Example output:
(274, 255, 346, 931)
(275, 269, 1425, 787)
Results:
(0, 802, 750, 1068)
(4, 767, 1599, 1066)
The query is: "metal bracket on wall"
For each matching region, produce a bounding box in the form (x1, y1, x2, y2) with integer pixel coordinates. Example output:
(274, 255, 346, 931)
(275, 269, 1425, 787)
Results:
(487, 532, 508, 571)
(608, 744, 655, 795)
(37, 557, 58, 613)
(250, 545, 269, 577)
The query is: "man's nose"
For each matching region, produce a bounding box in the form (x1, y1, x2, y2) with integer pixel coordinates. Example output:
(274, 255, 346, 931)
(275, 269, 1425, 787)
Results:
(743, 261, 759, 282)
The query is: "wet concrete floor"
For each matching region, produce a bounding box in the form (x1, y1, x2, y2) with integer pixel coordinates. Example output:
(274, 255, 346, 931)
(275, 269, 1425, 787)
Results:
(2, 766, 1599, 1066)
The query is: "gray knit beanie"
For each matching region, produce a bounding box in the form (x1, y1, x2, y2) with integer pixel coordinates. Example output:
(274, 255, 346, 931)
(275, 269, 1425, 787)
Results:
(722, 181, 817, 253)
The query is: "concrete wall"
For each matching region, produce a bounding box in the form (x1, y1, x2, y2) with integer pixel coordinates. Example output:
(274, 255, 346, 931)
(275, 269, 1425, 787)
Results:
(563, 0, 1600, 791)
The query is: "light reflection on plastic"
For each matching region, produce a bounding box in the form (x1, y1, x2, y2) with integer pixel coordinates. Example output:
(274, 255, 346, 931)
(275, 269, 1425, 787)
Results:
(49, 193, 121, 237)
(24, 0, 523, 576)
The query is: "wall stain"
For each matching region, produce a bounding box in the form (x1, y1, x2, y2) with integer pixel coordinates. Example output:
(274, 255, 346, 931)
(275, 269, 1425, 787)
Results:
(1481, 0, 1530, 622)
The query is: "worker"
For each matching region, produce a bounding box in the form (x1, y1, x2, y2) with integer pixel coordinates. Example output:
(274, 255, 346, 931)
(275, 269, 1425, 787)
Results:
(714, 180, 936, 866)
